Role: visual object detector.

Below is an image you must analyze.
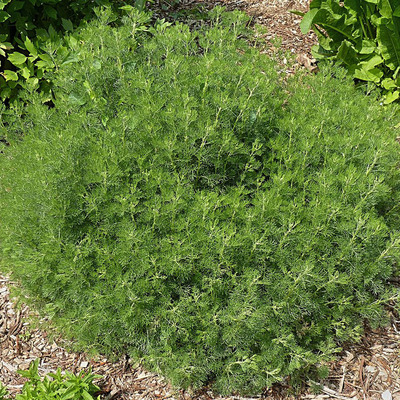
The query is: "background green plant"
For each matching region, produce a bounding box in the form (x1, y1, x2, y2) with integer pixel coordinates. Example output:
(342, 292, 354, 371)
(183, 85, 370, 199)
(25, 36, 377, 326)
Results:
(295, 0, 400, 103)
(0, 360, 101, 400)
(0, 0, 131, 104)
(1, 8, 400, 396)
(0, 382, 8, 400)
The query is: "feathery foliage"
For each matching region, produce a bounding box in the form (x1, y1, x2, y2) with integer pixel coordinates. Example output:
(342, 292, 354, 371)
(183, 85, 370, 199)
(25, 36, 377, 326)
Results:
(0, 8, 400, 395)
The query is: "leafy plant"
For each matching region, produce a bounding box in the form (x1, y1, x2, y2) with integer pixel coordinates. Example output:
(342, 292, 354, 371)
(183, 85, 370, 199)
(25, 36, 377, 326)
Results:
(0, 0, 128, 104)
(15, 360, 101, 400)
(0, 382, 9, 400)
(294, 0, 400, 103)
(0, 360, 101, 400)
(1, 7, 400, 396)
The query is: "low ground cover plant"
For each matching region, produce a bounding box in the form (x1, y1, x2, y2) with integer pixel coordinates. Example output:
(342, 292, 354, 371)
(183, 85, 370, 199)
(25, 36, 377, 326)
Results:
(0, 8, 400, 395)
(0, 360, 101, 400)
(296, 0, 400, 103)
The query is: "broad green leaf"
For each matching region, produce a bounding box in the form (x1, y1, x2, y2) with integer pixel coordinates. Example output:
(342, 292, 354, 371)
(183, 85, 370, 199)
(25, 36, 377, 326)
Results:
(120, 4, 135, 11)
(345, 13, 358, 25)
(394, 5, 400, 16)
(371, 14, 385, 25)
(353, 66, 383, 82)
(377, 24, 400, 70)
(135, 0, 146, 12)
(20, 67, 31, 79)
(0, 10, 9, 22)
(7, 80, 17, 89)
(62, 18, 74, 32)
(36, 28, 49, 41)
(311, 8, 358, 43)
(0, 87, 11, 100)
(8, 51, 27, 65)
(381, 78, 397, 89)
(358, 39, 376, 54)
(379, 0, 395, 18)
(7, 0, 23, 12)
(36, 60, 53, 69)
(56, 46, 69, 59)
(67, 36, 78, 48)
(0, 41, 12, 50)
(48, 25, 59, 42)
(38, 53, 53, 63)
(391, 6, 400, 35)
(309, 0, 322, 8)
(81, 390, 94, 400)
(59, 385, 79, 400)
(380, 0, 400, 20)
(37, 53, 55, 69)
(360, 54, 383, 70)
(44, 5, 57, 19)
(300, 8, 319, 34)
(336, 40, 359, 66)
(311, 44, 336, 60)
(24, 37, 37, 56)
(25, 76, 39, 87)
(344, 0, 361, 15)
(2, 70, 18, 81)
(0, 0, 11, 11)
(350, 53, 383, 82)
(383, 90, 400, 103)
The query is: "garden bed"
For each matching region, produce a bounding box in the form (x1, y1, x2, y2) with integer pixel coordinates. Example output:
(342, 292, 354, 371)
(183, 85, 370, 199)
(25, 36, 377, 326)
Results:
(1, 0, 400, 399)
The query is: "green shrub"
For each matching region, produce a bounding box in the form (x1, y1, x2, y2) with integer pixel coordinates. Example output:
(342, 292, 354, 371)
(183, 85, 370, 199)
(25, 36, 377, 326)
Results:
(296, 0, 400, 103)
(1, 8, 400, 395)
(0, 359, 101, 400)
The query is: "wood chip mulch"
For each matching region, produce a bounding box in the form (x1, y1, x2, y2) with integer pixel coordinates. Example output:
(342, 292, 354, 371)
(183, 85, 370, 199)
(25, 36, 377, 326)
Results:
(220, 0, 316, 57)
(150, 0, 318, 73)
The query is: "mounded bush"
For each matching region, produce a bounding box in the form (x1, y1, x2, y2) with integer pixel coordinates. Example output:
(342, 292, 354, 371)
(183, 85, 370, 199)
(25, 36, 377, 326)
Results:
(1, 8, 400, 395)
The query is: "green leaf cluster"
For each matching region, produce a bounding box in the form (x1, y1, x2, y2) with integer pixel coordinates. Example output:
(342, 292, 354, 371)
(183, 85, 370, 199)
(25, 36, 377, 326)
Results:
(1, 8, 400, 395)
(0, 360, 101, 400)
(0, 382, 8, 400)
(296, 0, 400, 103)
(0, 0, 127, 104)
